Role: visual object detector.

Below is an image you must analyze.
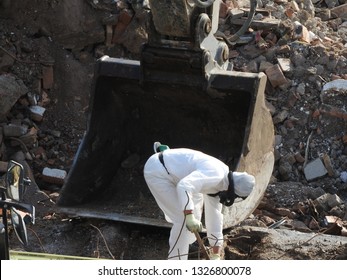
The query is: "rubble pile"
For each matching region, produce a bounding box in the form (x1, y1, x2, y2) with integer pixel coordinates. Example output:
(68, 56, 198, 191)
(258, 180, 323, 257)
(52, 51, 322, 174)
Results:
(219, 0, 347, 235)
(0, 0, 346, 240)
(0, 63, 75, 191)
(253, 182, 347, 235)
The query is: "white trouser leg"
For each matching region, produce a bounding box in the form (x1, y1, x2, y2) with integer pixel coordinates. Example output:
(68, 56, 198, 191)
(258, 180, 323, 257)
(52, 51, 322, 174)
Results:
(144, 156, 197, 260)
(204, 194, 224, 248)
(167, 193, 204, 260)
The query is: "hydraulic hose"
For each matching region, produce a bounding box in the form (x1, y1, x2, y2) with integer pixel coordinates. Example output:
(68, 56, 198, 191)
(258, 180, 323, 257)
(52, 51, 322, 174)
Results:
(225, 0, 258, 43)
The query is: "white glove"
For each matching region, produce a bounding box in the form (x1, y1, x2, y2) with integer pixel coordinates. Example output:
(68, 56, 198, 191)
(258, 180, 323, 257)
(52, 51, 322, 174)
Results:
(185, 213, 202, 232)
(210, 254, 221, 260)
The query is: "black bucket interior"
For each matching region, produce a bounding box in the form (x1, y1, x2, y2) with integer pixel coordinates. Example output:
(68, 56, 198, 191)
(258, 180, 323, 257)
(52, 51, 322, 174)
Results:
(58, 72, 252, 220)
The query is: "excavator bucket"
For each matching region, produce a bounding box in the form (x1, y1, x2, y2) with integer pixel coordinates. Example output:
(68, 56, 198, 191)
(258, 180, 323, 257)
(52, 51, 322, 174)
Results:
(57, 0, 274, 228)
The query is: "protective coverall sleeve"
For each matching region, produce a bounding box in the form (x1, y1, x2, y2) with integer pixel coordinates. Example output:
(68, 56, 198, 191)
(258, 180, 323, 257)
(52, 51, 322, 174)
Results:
(176, 168, 225, 211)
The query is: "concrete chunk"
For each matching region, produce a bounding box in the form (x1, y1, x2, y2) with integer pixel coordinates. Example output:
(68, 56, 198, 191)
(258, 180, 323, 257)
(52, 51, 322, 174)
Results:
(322, 79, 347, 92)
(304, 158, 328, 181)
(3, 124, 28, 137)
(0, 75, 29, 121)
(277, 58, 292, 73)
(42, 167, 67, 185)
(30, 105, 46, 122)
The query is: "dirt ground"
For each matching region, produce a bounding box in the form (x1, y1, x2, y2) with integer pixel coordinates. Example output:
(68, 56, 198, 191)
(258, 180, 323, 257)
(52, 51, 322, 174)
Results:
(1, 0, 347, 260)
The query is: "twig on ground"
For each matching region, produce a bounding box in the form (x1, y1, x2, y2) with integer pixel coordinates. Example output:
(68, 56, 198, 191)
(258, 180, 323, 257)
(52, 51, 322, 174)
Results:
(90, 224, 115, 259)
(27, 227, 46, 253)
(275, 223, 339, 260)
(94, 237, 100, 259)
(303, 130, 314, 168)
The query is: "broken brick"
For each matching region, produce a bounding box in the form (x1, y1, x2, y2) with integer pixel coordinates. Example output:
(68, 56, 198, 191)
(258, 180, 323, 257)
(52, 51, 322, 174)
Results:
(312, 109, 320, 119)
(219, 2, 229, 18)
(274, 207, 296, 219)
(18, 127, 38, 148)
(30, 105, 46, 122)
(112, 9, 134, 44)
(32, 146, 46, 160)
(265, 64, 288, 88)
(320, 104, 347, 120)
(286, 92, 299, 108)
(42, 65, 54, 90)
(322, 153, 335, 177)
(285, 7, 295, 18)
(293, 21, 311, 43)
(219, 0, 235, 18)
(47, 158, 56, 165)
(294, 152, 305, 163)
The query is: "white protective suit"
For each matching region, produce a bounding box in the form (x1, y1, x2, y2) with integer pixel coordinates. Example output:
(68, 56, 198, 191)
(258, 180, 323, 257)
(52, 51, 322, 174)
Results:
(144, 148, 230, 260)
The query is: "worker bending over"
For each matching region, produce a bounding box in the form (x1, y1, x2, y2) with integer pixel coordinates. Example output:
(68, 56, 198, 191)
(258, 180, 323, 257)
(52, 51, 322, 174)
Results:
(144, 142, 255, 260)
